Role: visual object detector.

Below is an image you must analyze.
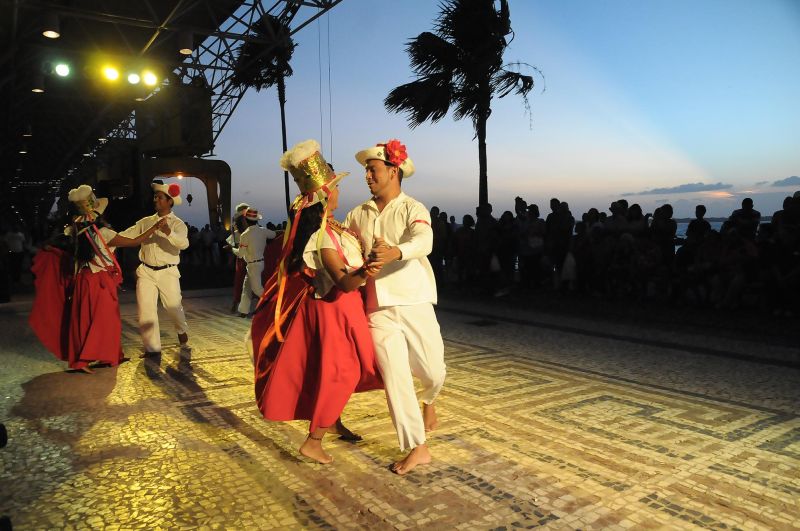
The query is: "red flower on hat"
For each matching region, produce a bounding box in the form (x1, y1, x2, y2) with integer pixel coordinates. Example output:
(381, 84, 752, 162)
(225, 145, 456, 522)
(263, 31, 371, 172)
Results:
(380, 139, 408, 167)
(168, 183, 181, 197)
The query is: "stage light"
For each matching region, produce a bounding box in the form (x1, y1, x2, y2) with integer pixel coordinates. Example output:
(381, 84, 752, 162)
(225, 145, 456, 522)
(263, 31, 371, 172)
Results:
(54, 63, 70, 77)
(102, 66, 119, 81)
(127, 72, 140, 84)
(19, 144, 28, 154)
(42, 12, 60, 39)
(142, 71, 158, 86)
(31, 73, 45, 93)
(22, 125, 32, 137)
(178, 31, 193, 55)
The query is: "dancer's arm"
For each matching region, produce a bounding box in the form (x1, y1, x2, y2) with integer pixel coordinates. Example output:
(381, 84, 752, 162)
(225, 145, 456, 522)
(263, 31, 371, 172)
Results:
(320, 248, 377, 292)
(109, 218, 166, 248)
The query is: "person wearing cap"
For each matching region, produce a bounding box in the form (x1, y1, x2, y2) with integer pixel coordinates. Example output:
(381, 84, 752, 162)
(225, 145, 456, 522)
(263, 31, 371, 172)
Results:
(226, 202, 250, 313)
(252, 139, 383, 464)
(233, 208, 276, 316)
(118, 180, 190, 357)
(30, 185, 165, 372)
(345, 139, 446, 475)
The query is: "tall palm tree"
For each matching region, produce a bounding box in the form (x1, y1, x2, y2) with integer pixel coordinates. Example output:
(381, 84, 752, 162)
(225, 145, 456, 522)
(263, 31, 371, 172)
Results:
(385, 0, 540, 208)
(232, 14, 296, 216)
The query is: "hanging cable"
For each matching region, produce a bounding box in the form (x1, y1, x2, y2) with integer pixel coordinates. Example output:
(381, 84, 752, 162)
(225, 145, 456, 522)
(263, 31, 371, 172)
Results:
(317, 17, 325, 156)
(327, 11, 333, 160)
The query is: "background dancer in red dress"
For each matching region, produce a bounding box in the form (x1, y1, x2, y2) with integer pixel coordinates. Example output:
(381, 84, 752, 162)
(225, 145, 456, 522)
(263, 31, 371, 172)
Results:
(31, 185, 165, 373)
(253, 139, 382, 464)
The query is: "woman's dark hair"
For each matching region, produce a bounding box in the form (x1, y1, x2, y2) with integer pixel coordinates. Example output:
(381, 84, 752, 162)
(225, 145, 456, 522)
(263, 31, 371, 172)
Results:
(71, 215, 111, 266)
(286, 203, 324, 273)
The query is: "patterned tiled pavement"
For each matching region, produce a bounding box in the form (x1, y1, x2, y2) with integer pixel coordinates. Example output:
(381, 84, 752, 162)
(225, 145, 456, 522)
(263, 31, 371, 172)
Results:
(1, 289, 799, 530)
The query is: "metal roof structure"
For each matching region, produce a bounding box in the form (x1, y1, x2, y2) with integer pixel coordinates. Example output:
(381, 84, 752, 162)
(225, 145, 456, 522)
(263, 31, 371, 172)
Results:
(0, 0, 341, 228)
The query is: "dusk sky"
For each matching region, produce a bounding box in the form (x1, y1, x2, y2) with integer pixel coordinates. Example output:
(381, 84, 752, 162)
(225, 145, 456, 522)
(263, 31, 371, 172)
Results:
(171, 0, 800, 226)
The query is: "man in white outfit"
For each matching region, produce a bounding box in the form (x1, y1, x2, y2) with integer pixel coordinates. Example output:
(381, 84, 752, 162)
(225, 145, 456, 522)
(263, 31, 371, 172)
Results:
(345, 139, 446, 475)
(119, 180, 190, 356)
(233, 208, 275, 316)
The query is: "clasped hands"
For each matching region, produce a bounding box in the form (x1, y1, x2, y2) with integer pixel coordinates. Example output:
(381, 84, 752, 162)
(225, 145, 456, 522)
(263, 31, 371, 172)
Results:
(361, 236, 401, 277)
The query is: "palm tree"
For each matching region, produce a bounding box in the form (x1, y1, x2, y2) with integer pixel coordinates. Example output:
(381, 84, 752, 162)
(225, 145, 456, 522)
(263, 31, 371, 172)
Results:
(385, 0, 541, 208)
(232, 14, 296, 216)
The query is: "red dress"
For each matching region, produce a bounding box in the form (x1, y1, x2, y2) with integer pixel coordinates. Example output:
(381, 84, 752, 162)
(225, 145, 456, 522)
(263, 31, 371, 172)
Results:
(29, 247, 73, 360)
(253, 225, 382, 432)
(66, 226, 125, 370)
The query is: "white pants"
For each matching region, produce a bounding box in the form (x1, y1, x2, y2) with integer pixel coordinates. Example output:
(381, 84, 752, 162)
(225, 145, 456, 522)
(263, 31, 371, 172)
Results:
(237, 261, 265, 315)
(369, 303, 446, 451)
(136, 264, 188, 352)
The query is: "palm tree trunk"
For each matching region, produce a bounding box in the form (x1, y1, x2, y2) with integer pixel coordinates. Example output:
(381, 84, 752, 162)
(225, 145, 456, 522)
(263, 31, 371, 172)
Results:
(477, 112, 488, 209)
(278, 76, 290, 217)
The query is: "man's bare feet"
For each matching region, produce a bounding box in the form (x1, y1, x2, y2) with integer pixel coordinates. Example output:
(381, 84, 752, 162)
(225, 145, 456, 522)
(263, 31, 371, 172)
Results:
(299, 436, 334, 464)
(78, 366, 94, 374)
(391, 444, 431, 475)
(423, 403, 439, 432)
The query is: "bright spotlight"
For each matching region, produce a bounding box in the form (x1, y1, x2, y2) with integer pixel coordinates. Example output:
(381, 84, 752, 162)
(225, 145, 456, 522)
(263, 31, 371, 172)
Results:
(142, 71, 158, 86)
(54, 63, 70, 77)
(127, 73, 141, 84)
(102, 66, 119, 81)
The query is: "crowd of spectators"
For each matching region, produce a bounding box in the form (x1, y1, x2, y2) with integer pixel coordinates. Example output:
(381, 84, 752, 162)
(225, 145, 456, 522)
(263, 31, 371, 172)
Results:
(428, 193, 800, 316)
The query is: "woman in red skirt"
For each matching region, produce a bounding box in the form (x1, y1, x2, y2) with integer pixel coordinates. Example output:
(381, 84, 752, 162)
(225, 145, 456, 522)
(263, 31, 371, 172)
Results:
(254, 140, 382, 464)
(63, 185, 165, 373)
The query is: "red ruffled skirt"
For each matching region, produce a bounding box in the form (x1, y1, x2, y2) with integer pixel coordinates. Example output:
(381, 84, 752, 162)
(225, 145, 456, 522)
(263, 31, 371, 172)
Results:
(29, 248, 72, 360)
(67, 268, 124, 369)
(257, 287, 383, 432)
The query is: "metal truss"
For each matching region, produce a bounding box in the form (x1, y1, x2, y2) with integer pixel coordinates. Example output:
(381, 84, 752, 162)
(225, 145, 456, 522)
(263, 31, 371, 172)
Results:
(107, 0, 342, 151)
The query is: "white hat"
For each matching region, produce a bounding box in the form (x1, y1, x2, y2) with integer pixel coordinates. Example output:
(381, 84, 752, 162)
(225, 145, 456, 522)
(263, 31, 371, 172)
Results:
(355, 139, 415, 178)
(234, 202, 250, 218)
(67, 184, 108, 215)
(243, 208, 262, 221)
(280, 139, 348, 208)
(152, 180, 182, 206)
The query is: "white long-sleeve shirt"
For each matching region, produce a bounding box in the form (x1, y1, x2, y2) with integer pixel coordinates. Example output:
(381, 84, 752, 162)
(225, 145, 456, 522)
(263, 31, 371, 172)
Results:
(119, 212, 188, 266)
(344, 191, 437, 310)
(232, 225, 275, 262)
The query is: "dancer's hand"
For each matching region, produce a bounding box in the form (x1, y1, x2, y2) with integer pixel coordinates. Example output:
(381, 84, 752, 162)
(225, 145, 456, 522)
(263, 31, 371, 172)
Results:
(368, 236, 401, 266)
(158, 218, 171, 235)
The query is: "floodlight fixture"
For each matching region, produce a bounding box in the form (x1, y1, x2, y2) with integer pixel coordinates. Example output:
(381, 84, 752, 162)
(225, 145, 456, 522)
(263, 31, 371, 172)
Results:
(54, 63, 70, 77)
(31, 73, 45, 93)
(42, 12, 60, 39)
(127, 72, 141, 84)
(102, 66, 120, 81)
(142, 71, 158, 86)
(178, 31, 193, 55)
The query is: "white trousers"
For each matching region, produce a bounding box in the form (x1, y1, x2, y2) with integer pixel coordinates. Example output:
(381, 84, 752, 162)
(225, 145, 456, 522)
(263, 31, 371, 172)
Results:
(369, 303, 446, 451)
(136, 265, 188, 352)
(237, 262, 265, 315)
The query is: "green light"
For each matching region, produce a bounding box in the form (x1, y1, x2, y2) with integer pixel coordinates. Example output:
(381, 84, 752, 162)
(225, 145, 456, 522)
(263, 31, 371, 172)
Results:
(55, 63, 70, 77)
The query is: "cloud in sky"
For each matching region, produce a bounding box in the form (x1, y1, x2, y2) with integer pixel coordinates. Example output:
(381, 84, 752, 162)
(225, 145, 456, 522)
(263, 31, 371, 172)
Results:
(772, 176, 800, 187)
(623, 182, 732, 196)
(755, 180, 769, 186)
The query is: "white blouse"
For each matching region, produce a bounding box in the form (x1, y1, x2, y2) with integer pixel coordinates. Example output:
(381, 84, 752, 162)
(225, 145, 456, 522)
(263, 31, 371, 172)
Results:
(85, 226, 118, 273)
(303, 225, 365, 298)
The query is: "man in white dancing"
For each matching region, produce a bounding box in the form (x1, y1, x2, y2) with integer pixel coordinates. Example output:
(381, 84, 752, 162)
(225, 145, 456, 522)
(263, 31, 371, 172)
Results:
(120, 180, 190, 357)
(345, 139, 446, 475)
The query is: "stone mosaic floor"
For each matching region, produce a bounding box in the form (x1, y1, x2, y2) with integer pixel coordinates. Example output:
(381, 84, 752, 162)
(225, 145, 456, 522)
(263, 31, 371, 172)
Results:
(1, 290, 798, 529)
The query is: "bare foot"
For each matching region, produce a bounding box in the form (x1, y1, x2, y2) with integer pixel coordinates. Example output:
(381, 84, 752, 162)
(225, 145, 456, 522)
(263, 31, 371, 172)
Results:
(299, 438, 334, 464)
(391, 445, 431, 475)
(78, 366, 94, 374)
(423, 403, 439, 432)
